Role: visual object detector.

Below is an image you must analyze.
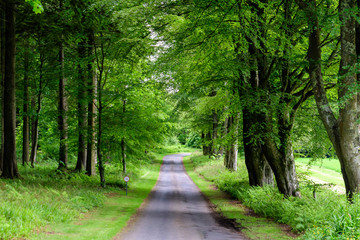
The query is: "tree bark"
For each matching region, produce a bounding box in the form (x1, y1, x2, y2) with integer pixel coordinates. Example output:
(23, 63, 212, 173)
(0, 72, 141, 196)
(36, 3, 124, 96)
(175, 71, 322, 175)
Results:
(22, 41, 30, 166)
(223, 114, 239, 171)
(243, 108, 274, 186)
(58, 0, 68, 170)
(58, 41, 68, 170)
(121, 99, 127, 173)
(75, 40, 87, 171)
(30, 53, 44, 168)
(299, 0, 360, 199)
(0, 4, 5, 172)
(86, 31, 96, 176)
(121, 138, 126, 173)
(2, 0, 19, 178)
(97, 73, 105, 187)
(211, 110, 218, 155)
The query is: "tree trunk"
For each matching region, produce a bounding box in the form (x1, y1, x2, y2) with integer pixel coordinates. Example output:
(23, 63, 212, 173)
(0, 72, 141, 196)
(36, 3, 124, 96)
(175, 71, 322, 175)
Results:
(243, 109, 274, 186)
(121, 138, 126, 173)
(201, 132, 209, 155)
(58, 38, 68, 170)
(86, 31, 96, 176)
(97, 75, 105, 187)
(22, 41, 30, 166)
(262, 126, 299, 197)
(300, 0, 360, 199)
(2, 0, 19, 178)
(75, 40, 87, 171)
(57, 0, 68, 170)
(30, 53, 44, 168)
(224, 115, 238, 171)
(121, 99, 126, 173)
(211, 111, 218, 155)
(0, 4, 5, 172)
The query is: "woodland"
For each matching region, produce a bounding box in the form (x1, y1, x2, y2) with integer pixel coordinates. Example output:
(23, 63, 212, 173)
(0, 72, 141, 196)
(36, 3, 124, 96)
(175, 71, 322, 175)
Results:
(1, 0, 360, 239)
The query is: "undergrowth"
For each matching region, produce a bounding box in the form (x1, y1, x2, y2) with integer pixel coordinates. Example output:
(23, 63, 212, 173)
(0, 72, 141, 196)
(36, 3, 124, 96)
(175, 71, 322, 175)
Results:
(191, 153, 360, 240)
(0, 161, 110, 239)
(0, 144, 193, 240)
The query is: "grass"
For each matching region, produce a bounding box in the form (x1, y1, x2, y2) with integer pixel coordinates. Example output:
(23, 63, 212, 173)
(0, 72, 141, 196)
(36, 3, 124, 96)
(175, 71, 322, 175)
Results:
(183, 152, 294, 240)
(32, 162, 161, 240)
(187, 153, 360, 240)
(295, 158, 345, 190)
(0, 144, 197, 240)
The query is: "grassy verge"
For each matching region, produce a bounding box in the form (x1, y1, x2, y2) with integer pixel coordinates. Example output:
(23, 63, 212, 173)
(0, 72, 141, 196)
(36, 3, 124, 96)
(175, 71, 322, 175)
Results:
(32, 161, 161, 240)
(187, 152, 360, 240)
(0, 145, 197, 240)
(183, 153, 294, 240)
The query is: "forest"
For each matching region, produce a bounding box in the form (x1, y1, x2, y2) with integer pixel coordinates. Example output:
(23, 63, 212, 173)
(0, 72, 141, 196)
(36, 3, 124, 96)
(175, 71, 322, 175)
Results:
(1, 0, 360, 239)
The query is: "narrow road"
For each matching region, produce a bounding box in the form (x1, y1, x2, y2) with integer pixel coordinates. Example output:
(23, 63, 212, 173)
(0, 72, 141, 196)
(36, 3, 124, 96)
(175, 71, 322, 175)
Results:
(118, 154, 246, 240)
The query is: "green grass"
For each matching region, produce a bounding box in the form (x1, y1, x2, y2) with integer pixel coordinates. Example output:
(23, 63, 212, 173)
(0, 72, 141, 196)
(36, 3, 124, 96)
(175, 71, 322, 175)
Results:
(0, 144, 198, 240)
(187, 153, 360, 240)
(183, 152, 294, 240)
(33, 161, 162, 240)
(295, 158, 345, 189)
(295, 158, 341, 173)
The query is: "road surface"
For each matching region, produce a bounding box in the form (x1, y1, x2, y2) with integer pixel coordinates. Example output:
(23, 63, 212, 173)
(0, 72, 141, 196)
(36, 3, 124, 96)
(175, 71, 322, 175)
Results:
(118, 153, 247, 240)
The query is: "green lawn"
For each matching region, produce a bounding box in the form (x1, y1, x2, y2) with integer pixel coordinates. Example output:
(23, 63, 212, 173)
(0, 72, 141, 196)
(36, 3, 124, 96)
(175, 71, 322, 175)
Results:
(295, 158, 345, 190)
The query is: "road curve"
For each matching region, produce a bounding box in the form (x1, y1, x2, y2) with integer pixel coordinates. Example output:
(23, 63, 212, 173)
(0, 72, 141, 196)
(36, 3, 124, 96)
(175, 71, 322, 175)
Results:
(117, 153, 247, 240)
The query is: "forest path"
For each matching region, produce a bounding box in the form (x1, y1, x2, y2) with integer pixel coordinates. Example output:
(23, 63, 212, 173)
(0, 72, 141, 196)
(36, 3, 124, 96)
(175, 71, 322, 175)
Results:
(116, 153, 247, 240)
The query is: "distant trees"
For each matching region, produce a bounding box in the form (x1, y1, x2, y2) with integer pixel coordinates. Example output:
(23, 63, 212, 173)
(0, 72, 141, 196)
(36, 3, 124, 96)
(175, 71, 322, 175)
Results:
(0, 0, 170, 186)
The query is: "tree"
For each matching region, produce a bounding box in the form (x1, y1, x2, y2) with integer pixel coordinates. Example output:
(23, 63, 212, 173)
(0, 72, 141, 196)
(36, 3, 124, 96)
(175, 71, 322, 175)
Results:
(2, 0, 19, 178)
(298, 0, 360, 199)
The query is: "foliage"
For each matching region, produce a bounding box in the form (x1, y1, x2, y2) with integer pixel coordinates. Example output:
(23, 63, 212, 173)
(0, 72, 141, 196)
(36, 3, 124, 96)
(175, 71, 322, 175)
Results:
(25, 0, 43, 14)
(190, 153, 360, 239)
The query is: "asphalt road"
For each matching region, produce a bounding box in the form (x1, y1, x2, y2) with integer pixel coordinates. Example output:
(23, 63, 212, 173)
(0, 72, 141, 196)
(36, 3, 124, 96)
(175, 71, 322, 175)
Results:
(118, 153, 247, 240)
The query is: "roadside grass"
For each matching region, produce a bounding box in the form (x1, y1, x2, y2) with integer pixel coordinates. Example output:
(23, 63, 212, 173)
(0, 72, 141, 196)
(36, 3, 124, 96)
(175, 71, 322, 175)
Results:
(187, 152, 360, 240)
(33, 162, 161, 240)
(183, 153, 294, 240)
(0, 144, 197, 240)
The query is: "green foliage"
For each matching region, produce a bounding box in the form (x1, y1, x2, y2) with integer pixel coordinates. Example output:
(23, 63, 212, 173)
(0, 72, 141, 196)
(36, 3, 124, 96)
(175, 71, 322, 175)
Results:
(25, 0, 43, 14)
(190, 153, 360, 239)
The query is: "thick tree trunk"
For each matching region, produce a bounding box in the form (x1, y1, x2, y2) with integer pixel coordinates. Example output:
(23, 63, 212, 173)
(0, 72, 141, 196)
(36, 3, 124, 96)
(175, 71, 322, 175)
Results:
(2, 0, 19, 178)
(75, 40, 87, 171)
(58, 36, 68, 170)
(22, 42, 30, 166)
(262, 126, 299, 197)
(301, 0, 360, 198)
(86, 32, 96, 176)
(243, 109, 274, 186)
(0, 5, 5, 172)
(337, 0, 360, 198)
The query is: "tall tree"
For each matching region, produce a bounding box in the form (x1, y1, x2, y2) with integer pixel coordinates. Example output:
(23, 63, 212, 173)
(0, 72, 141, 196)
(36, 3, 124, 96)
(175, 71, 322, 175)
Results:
(22, 41, 30, 166)
(299, 0, 360, 199)
(2, 0, 19, 178)
(58, 0, 68, 170)
(86, 30, 96, 176)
